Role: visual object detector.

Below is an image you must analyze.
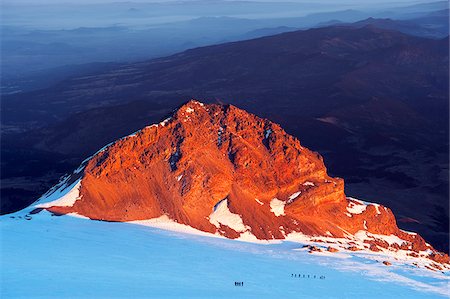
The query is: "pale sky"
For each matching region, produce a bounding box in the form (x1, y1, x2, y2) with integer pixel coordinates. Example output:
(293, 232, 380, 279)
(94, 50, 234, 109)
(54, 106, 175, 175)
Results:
(2, 0, 438, 5)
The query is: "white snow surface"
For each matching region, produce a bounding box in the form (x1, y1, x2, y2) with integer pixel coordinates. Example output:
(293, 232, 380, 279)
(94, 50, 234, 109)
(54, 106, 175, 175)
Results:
(270, 198, 286, 216)
(375, 204, 381, 215)
(355, 230, 406, 246)
(35, 179, 82, 208)
(209, 199, 249, 233)
(131, 215, 217, 238)
(2, 208, 449, 298)
(2, 178, 449, 298)
(255, 198, 264, 205)
(401, 229, 417, 235)
(288, 191, 301, 201)
(347, 197, 385, 216)
(347, 199, 368, 214)
(159, 117, 172, 127)
(132, 214, 264, 244)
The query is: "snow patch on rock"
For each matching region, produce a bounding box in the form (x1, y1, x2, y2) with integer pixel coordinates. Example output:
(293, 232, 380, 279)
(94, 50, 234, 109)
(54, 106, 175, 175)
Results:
(255, 198, 264, 205)
(288, 191, 301, 201)
(400, 229, 417, 235)
(347, 199, 368, 214)
(355, 230, 406, 246)
(374, 204, 381, 215)
(270, 198, 286, 216)
(209, 199, 249, 233)
(347, 197, 384, 216)
(159, 117, 172, 127)
(36, 179, 82, 208)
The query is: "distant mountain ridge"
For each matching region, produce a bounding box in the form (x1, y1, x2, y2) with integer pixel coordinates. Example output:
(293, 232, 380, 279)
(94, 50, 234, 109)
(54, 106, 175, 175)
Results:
(332, 10, 449, 38)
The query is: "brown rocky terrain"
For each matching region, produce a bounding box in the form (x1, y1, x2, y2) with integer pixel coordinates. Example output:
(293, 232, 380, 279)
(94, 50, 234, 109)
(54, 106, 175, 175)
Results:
(45, 100, 448, 265)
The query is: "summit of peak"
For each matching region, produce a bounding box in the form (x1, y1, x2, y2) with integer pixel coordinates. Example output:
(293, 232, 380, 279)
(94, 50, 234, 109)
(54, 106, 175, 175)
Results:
(183, 99, 206, 108)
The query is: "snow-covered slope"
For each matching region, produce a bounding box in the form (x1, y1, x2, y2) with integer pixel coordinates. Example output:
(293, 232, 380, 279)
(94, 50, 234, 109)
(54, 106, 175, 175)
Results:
(2, 179, 450, 298)
(2, 206, 449, 298)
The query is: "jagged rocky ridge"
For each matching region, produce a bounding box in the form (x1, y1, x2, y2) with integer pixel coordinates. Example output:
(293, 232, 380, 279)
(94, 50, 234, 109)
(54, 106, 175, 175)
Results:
(35, 100, 449, 269)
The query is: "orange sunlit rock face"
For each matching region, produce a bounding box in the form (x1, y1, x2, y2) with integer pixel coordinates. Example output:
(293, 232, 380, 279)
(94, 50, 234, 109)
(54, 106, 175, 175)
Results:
(47, 100, 447, 262)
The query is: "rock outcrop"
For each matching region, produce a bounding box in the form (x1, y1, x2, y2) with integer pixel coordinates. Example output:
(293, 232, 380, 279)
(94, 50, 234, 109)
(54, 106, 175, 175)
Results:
(42, 100, 448, 265)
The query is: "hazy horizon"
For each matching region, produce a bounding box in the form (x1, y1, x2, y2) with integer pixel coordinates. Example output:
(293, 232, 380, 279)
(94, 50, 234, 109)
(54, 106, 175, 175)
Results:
(1, 0, 447, 87)
(2, 0, 442, 7)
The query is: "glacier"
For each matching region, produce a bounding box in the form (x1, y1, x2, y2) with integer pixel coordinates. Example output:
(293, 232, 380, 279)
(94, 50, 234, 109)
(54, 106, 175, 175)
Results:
(1, 207, 449, 298)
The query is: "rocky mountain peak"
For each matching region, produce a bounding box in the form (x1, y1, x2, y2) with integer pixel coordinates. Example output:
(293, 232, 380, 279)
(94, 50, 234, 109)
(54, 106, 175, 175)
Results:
(40, 100, 448, 268)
